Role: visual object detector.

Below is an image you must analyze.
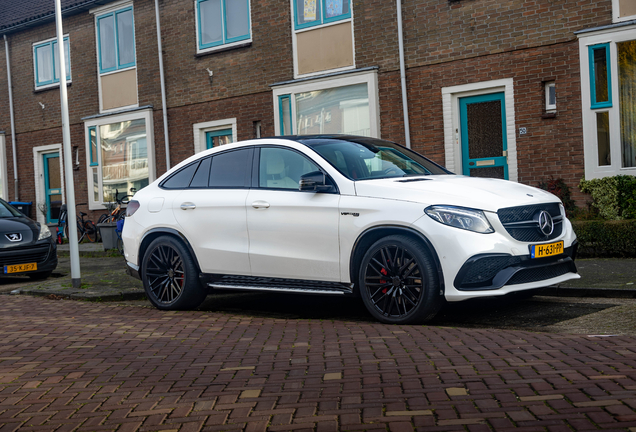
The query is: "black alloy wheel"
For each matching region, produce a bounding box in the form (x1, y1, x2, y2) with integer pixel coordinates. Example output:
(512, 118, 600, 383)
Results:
(359, 235, 442, 324)
(141, 236, 207, 310)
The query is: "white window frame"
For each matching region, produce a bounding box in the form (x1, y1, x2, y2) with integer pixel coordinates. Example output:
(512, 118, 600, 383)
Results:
(194, 0, 252, 55)
(545, 81, 556, 112)
(441, 78, 518, 182)
(32, 144, 65, 227)
(84, 108, 155, 210)
(578, 25, 636, 179)
(32, 35, 71, 91)
(272, 69, 380, 137)
(0, 133, 8, 200)
(289, 0, 355, 79)
(192, 118, 238, 153)
(613, 0, 636, 23)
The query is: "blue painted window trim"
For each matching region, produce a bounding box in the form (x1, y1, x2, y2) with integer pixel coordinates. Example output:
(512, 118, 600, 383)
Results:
(206, 129, 233, 149)
(589, 43, 612, 109)
(294, 0, 351, 30)
(278, 95, 292, 135)
(197, 0, 251, 51)
(96, 6, 136, 74)
(89, 126, 98, 167)
(34, 37, 70, 88)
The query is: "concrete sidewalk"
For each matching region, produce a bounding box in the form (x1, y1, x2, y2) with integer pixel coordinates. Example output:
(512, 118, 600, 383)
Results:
(0, 242, 635, 300)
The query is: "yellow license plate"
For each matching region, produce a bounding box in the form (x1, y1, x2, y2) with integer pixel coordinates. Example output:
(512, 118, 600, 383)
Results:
(530, 241, 564, 259)
(4, 263, 38, 274)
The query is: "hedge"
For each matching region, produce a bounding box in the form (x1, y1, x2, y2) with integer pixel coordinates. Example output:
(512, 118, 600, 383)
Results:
(572, 220, 636, 258)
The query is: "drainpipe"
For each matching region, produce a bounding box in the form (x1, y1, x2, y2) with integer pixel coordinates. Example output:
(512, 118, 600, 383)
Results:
(396, 0, 411, 148)
(155, 0, 170, 171)
(4, 34, 19, 199)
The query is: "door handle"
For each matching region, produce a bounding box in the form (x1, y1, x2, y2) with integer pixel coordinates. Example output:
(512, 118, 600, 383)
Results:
(180, 202, 196, 210)
(252, 201, 270, 209)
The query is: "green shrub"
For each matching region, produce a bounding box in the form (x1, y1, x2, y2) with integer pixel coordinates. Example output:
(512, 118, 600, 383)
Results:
(579, 175, 636, 220)
(536, 177, 577, 213)
(572, 220, 636, 257)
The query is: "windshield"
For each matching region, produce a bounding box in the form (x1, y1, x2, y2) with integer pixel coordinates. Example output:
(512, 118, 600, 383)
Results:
(0, 200, 24, 218)
(300, 136, 450, 180)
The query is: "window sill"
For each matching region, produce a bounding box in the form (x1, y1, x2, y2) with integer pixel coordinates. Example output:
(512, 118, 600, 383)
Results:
(195, 41, 252, 57)
(33, 82, 71, 94)
(541, 112, 557, 119)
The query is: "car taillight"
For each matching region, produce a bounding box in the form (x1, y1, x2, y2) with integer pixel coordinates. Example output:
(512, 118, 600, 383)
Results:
(126, 200, 140, 217)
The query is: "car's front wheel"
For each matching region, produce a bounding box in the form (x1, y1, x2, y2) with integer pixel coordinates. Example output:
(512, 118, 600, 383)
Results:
(358, 235, 442, 324)
(141, 236, 207, 310)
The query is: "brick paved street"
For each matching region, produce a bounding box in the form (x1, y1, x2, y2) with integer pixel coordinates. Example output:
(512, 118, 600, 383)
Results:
(0, 296, 635, 431)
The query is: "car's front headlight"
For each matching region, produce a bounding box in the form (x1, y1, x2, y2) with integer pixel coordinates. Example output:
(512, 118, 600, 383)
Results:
(425, 205, 494, 234)
(38, 224, 52, 240)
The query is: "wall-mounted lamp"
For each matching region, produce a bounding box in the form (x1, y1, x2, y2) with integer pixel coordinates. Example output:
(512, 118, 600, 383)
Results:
(206, 68, 214, 85)
(39, 102, 45, 109)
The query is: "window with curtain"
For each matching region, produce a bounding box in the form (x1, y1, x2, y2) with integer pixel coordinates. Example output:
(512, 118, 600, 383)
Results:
(618, 40, 636, 168)
(197, 0, 251, 51)
(96, 7, 135, 74)
(33, 37, 70, 88)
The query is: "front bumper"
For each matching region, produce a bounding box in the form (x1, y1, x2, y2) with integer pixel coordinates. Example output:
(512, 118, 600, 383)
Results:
(0, 240, 58, 275)
(412, 208, 580, 302)
(454, 243, 577, 291)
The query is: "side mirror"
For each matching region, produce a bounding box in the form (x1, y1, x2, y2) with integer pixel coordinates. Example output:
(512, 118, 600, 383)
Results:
(299, 171, 334, 192)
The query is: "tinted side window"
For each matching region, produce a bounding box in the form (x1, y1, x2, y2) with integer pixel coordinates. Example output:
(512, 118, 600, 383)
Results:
(259, 147, 319, 190)
(189, 157, 212, 188)
(161, 161, 200, 189)
(209, 149, 251, 188)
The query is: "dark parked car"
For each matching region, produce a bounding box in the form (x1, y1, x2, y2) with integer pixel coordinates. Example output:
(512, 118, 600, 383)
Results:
(0, 199, 57, 279)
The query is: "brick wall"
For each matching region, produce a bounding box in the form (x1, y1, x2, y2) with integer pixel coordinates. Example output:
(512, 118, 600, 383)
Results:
(355, 0, 612, 71)
(376, 40, 587, 204)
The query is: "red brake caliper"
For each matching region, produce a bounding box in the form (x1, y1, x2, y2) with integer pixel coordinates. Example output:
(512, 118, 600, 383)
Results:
(380, 268, 388, 293)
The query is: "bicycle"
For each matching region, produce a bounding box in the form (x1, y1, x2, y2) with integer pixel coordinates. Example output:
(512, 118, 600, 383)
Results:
(98, 189, 134, 224)
(61, 203, 98, 243)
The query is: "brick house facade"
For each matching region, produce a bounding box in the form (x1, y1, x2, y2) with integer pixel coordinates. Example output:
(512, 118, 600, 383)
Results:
(0, 0, 632, 226)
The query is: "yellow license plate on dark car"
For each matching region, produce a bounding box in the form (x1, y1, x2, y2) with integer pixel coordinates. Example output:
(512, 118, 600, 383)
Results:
(4, 263, 37, 274)
(530, 241, 564, 259)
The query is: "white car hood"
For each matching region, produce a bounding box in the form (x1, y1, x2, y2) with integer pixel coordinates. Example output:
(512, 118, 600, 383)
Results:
(354, 175, 560, 212)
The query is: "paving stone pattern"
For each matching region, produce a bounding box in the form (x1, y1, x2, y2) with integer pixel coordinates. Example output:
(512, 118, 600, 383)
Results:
(0, 296, 635, 431)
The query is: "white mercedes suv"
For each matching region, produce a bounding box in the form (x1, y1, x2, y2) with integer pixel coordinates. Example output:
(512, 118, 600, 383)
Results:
(123, 135, 579, 324)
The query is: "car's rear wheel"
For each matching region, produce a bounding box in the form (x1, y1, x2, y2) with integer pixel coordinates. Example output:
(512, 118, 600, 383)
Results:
(359, 235, 442, 324)
(141, 236, 207, 310)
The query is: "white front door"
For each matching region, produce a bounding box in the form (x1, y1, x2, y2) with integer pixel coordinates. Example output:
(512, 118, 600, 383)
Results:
(246, 147, 341, 281)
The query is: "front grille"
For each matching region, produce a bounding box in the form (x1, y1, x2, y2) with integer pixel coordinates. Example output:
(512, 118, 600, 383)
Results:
(498, 203, 563, 242)
(507, 262, 572, 285)
(0, 244, 51, 266)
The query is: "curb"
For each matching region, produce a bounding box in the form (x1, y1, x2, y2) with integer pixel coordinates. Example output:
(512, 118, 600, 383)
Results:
(15, 289, 146, 302)
(542, 286, 636, 299)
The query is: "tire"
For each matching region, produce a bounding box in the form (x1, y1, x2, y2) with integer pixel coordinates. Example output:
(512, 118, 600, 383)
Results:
(84, 221, 98, 243)
(141, 236, 207, 310)
(64, 221, 84, 243)
(29, 270, 53, 280)
(358, 235, 442, 324)
(97, 214, 109, 224)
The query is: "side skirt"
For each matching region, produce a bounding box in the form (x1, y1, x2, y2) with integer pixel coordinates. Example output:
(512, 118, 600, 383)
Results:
(201, 274, 354, 296)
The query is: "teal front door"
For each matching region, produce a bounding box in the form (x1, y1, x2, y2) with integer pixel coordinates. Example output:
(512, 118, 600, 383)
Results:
(459, 93, 508, 179)
(43, 152, 62, 224)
